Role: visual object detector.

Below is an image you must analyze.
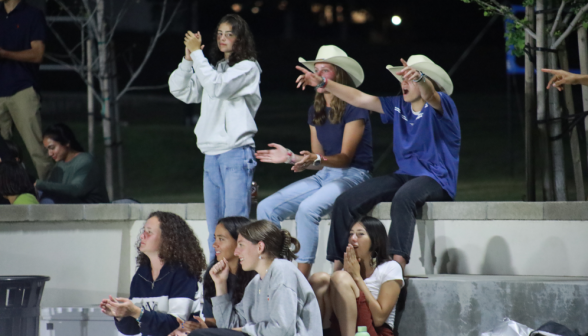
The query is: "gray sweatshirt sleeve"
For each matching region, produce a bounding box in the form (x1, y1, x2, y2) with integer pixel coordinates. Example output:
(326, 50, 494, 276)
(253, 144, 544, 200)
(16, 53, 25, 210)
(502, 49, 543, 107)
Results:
(211, 294, 247, 328)
(241, 284, 298, 336)
(169, 57, 204, 104)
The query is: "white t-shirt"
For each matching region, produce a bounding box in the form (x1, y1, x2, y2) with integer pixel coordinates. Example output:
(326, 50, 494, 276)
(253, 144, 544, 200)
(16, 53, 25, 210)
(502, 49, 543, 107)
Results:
(364, 260, 404, 328)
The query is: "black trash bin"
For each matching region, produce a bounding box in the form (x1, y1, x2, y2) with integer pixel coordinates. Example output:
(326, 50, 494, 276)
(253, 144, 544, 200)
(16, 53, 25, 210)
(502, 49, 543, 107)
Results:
(0, 276, 50, 336)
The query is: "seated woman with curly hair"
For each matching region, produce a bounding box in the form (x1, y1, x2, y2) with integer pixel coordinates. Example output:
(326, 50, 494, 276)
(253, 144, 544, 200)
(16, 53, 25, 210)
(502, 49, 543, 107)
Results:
(99, 211, 207, 336)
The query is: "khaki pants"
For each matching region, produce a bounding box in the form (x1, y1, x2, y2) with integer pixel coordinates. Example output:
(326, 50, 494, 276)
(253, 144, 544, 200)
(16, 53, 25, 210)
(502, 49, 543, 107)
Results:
(0, 87, 54, 180)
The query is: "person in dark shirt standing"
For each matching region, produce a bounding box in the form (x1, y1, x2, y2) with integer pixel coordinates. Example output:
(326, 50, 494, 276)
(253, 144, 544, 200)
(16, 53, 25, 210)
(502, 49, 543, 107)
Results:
(0, 0, 53, 180)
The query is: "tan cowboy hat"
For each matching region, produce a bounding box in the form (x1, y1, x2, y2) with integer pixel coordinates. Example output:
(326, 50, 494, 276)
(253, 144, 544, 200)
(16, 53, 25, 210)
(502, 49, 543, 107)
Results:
(386, 55, 453, 95)
(299, 45, 365, 87)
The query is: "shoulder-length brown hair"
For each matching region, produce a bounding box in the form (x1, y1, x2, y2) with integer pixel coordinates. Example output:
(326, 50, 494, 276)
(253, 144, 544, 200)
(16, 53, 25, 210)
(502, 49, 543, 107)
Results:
(136, 211, 207, 279)
(313, 65, 355, 126)
(209, 14, 257, 67)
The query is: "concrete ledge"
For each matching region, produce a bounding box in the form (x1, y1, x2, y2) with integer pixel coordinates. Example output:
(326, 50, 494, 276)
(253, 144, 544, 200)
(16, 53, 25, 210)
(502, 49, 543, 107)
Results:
(2, 202, 588, 222)
(398, 275, 588, 336)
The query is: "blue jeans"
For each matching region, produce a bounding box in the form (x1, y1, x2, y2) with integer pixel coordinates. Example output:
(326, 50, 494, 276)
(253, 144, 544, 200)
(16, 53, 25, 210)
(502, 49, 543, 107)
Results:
(257, 166, 371, 264)
(204, 146, 257, 260)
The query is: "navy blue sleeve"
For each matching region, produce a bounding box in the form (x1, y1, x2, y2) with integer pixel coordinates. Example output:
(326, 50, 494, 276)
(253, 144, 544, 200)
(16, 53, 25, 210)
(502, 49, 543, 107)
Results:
(30, 9, 47, 42)
(343, 105, 370, 124)
(139, 268, 199, 336)
(307, 106, 315, 126)
(378, 96, 399, 125)
(115, 317, 140, 335)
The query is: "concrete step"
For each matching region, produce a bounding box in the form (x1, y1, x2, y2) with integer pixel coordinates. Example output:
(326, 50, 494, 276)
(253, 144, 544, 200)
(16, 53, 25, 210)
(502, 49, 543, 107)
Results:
(397, 275, 588, 336)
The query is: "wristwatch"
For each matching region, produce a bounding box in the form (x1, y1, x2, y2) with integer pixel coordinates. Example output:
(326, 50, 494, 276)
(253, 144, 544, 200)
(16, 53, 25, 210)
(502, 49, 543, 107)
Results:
(313, 154, 322, 166)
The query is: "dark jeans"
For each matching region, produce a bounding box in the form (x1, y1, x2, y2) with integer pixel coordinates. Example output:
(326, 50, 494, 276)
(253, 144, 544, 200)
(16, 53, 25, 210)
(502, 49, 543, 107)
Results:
(326, 173, 452, 263)
(190, 329, 247, 336)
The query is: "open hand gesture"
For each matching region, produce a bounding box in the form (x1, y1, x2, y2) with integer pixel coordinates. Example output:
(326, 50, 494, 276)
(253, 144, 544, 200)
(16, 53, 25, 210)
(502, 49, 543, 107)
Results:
(292, 151, 316, 172)
(99, 295, 139, 319)
(542, 68, 579, 91)
(295, 66, 323, 90)
(343, 244, 362, 281)
(396, 58, 421, 82)
(210, 257, 230, 285)
(184, 31, 204, 54)
(255, 143, 289, 164)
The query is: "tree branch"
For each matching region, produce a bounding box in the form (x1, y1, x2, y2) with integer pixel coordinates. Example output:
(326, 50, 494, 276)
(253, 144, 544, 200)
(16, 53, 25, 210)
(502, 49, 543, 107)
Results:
(550, 0, 567, 37)
(47, 23, 82, 65)
(116, 0, 183, 100)
(467, 0, 537, 40)
(44, 54, 102, 102)
(551, 2, 588, 49)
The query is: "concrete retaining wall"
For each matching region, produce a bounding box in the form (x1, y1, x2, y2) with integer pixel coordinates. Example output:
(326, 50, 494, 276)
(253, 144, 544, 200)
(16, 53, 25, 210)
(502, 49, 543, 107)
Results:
(1, 202, 587, 309)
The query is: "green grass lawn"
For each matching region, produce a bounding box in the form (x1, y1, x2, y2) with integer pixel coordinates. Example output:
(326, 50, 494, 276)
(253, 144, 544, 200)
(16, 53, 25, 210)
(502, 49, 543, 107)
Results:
(12, 91, 586, 203)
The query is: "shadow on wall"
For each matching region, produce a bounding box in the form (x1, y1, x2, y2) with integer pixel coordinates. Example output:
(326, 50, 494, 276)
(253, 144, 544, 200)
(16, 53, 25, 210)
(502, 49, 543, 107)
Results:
(436, 236, 470, 274)
(396, 278, 427, 336)
(481, 236, 515, 275)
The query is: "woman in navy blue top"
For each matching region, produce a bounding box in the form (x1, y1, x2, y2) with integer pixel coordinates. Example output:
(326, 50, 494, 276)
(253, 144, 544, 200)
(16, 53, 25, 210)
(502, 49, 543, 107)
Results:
(296, 55, 461, 273)
(255, 45, 373, 278)
(99, 211, 207, 336)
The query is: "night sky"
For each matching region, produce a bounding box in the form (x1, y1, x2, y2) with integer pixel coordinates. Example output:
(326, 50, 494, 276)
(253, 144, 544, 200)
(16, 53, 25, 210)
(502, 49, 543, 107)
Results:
(41, 0, 520, 96)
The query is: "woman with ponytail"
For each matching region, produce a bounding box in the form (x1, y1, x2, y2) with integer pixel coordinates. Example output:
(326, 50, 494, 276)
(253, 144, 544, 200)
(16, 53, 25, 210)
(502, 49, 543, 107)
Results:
(189, 220, 322, 336)
(255, 45, 372, 278)
(36, 123, 109, 203)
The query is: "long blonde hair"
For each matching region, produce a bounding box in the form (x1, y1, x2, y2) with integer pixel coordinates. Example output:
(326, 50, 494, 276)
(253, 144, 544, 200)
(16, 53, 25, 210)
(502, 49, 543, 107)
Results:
(313, 65, 355, 125)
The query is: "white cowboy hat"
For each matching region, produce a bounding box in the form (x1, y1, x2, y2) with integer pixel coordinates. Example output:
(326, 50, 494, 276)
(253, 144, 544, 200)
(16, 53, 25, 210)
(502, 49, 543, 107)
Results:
(299, 45, 365, 87)
(386, 55, 454, 96)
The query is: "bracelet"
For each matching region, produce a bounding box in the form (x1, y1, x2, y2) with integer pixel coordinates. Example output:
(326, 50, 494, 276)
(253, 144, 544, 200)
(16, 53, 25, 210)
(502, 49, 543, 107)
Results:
(136, 307, 144, 323)
(316, 76, 328, 89)
(413, 71, 426, 83)
(285, 149, 293, 164)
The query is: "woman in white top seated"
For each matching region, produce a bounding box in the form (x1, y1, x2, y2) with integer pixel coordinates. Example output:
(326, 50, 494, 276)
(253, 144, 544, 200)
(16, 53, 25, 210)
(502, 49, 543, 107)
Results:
(309, 216, 404, 336)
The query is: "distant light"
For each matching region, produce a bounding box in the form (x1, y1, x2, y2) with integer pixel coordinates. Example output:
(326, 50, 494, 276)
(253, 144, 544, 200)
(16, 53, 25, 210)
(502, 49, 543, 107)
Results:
(351, 9, 368, 24)
(251, 6, 260, 14)
(278, 0, 288, 10)
(391, 15, 402, 25)
(231, 3, 242, 12)
(254, 1, 263, 7)
(311, 4, 322, 14)
(324, 5, 333, 24)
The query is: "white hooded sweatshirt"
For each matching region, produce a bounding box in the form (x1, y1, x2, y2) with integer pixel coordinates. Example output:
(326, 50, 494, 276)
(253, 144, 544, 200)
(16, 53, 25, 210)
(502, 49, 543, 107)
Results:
(169, 50, 261, 155)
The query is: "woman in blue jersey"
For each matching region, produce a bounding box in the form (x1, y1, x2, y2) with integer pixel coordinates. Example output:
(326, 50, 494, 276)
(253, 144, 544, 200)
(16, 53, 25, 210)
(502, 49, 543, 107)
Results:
(100, 211, 207, 336)
(296, 55, 460, 273)
(255, 45, 372, 278)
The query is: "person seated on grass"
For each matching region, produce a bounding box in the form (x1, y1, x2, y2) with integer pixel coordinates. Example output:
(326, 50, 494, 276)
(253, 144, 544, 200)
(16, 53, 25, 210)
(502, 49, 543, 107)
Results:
(255, 45, 372, 279)
(309, 216, 403, 336)
(169, 217, 257, 335)
(0, 161, 38, 204)
(100, 211, 207, 336)
(189, 220, 322, 336)
(296, 55, 460, 273)
(35, 123, 109, 204)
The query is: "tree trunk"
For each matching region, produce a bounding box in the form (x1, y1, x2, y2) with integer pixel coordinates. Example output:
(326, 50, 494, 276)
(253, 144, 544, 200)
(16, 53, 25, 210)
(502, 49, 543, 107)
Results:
(97, 0, 114, 201)
(578, 27, 588, 201)
(525, 6, 536, 201)
(547, 38, 567, 201)
(558, 42, 584, 200)
(536, 0, 554, 201)
(87, 39, 95, 155)
(109, 43, 123, 200)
